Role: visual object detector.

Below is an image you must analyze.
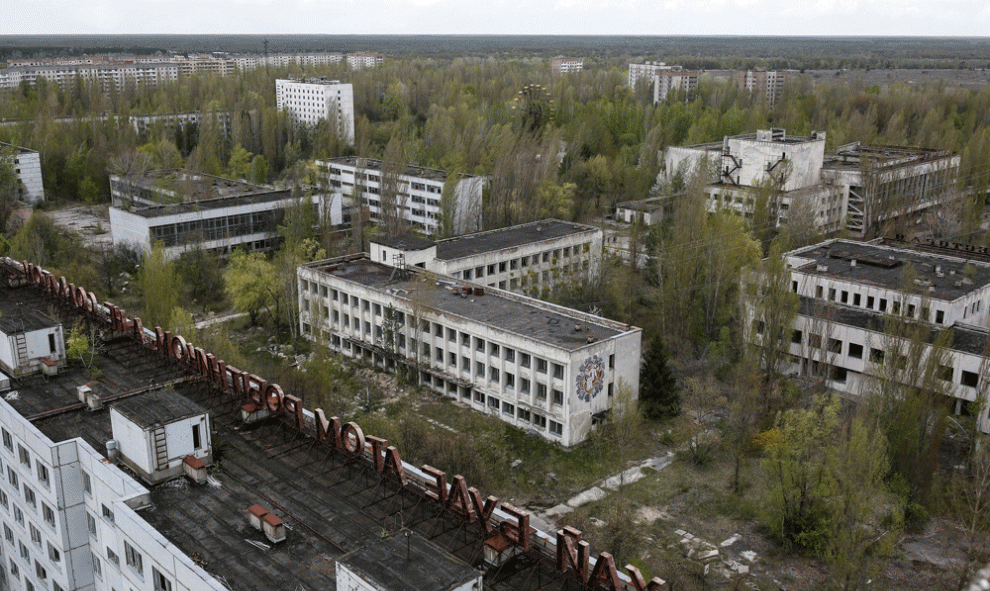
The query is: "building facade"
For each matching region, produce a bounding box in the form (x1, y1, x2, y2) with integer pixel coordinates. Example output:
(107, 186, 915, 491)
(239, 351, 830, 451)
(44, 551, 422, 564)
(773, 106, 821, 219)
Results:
(298, 257, 641, 447)
(275, 78, 355, 144)
(654, 69, 700, 103)
(1, 142, 45, 204)
(627, 62, 681, 88)
(551, 57, 584, 77)
(737, 69, 786, 104)
(750, 238, 990, 432)
(318, 157, 484, 235)
(346, 53, 384, 70)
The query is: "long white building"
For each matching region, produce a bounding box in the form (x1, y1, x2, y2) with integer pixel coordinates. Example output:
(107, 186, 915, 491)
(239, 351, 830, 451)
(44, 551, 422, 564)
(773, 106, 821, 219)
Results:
(109, 170, 342, 258)
(318, 157, 484, 235)
(368, 219, 603, 297)
(275, 78, 355, 144)
(1, 142, 45, 204)
(298, 255, 641, 447)
(753, 238, 990, 432)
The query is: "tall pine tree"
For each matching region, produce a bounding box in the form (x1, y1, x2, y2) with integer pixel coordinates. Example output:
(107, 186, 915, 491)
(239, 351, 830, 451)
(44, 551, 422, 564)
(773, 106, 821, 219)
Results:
(640, 335, 680, 420)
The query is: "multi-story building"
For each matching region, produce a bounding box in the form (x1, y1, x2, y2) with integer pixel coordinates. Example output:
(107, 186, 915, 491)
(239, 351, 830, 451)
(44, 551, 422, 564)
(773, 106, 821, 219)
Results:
(367, 219, 603, 296)
(751, 238, 990, 432)
(109, 170, 343, 257)
(654, 69, 700, 103)
(627, 62, 682, 88)
(318, 157, 484, 235)
(737, 69, 786, 104)
(231, 53, 343, 70)
(298, 254, 641, 447)
(551, 57, 584, 77)
(1, 142, 45, 204)
(275, 78, 355, 144)
(663, 129, 960, 238)
(346, 52, 384, 70)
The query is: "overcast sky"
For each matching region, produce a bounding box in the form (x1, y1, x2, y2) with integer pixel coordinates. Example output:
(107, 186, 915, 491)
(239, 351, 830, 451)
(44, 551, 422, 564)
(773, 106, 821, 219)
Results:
(5, 0, 990, 37)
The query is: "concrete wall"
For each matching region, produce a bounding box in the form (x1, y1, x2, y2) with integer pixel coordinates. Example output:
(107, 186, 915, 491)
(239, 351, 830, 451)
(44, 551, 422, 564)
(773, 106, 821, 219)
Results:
(724, 134, 824, 191)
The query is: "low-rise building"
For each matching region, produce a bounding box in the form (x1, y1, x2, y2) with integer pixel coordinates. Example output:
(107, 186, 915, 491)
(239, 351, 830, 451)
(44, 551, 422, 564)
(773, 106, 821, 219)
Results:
(1, 142, 45, 204)
(318, 157, 484, 235)
(614, 195, 675, 226)
(275, 78, 355, 144)
(368, 219, 603, 296)
(0, 300, 64, 377)
(752, 238, 990, 432)
(109, 170, 342, 257)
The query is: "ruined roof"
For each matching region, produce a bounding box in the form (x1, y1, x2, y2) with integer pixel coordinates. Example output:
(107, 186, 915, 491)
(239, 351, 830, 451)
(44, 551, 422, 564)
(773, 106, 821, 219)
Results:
(434, 219, 598, 261)
(789, 239, 990, 302)
(112, 391, 206, 428)
(338, 532, 479, 591)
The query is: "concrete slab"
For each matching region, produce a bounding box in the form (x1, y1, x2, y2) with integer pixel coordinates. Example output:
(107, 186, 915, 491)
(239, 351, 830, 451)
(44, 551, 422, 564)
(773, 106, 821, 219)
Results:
(566, 486, 607, 508)
(545, 504, 574, 517)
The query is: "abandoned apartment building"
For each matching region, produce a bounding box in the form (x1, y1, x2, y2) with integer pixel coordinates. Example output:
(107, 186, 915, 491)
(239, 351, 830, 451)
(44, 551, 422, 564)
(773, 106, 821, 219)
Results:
(0, 257, 661, 591)
(750, 238, 990, 432)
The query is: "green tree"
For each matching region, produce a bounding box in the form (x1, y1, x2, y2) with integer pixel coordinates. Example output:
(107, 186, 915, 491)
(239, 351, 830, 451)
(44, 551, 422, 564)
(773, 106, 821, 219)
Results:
(639, 335, 679, 420)
(175, 246, 225, 312)
(225, 249, 278, 326)
(139, 242, 179, 331)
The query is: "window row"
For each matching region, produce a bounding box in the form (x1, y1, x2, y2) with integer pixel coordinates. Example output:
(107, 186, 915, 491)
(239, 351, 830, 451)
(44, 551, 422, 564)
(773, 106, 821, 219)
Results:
(802, 282, 949, 324)
(0, 433, 51, 491)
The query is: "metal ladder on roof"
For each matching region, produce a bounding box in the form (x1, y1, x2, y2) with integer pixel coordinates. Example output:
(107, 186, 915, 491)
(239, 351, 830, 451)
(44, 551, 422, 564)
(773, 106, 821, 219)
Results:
(153, 427, 169, 471)
(13, 333, 28, 368)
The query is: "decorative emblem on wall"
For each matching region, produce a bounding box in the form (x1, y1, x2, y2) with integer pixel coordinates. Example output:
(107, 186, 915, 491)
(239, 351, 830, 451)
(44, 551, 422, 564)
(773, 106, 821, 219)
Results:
(575, 354, 605, 403)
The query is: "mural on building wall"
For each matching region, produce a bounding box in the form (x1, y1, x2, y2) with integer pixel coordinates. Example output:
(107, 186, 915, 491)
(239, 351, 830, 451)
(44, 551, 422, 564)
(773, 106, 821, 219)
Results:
(575, 354, 605, 403)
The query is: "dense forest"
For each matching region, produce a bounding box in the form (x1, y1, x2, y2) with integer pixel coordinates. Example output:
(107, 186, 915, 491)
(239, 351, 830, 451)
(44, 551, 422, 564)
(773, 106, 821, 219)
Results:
(2, 52, 990, 589)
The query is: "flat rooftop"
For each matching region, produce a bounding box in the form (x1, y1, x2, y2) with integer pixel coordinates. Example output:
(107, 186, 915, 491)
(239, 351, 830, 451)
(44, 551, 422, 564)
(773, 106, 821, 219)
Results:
(305, 257, 630, 350)
(338, 532, 479, 591)
(322, 157, 479, 183)
(117, 188, 293, 219)
(823, 144, 956, 172)
(113, 392, 206, 428)
(789, 239, 990, 302)
(434, 219, 598, 261)
(278, 77, 347, 86)
(0, 281, 462, 591)
(114, 169, 278, 202)
(0, 295, 58, 334)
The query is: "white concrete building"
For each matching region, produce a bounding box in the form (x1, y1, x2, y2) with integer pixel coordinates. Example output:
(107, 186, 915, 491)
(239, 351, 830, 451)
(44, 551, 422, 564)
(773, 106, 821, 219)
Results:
(551, 57, 584, 76)
(0, 393, 227, 591)
(298, 256, 642, 447)
(1, 142, 45, 204)
(345, 53, 384, 70)
(109, 170, 342, 258)
(663, 129, 959, 238)
(0, 305, 64, 376)
(369, 219, 603, 297)
(627, 62, 681, 88)
(318, 157, 484, 235)
(275, 78, 355, 144)
(754, 238, 990, 432)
